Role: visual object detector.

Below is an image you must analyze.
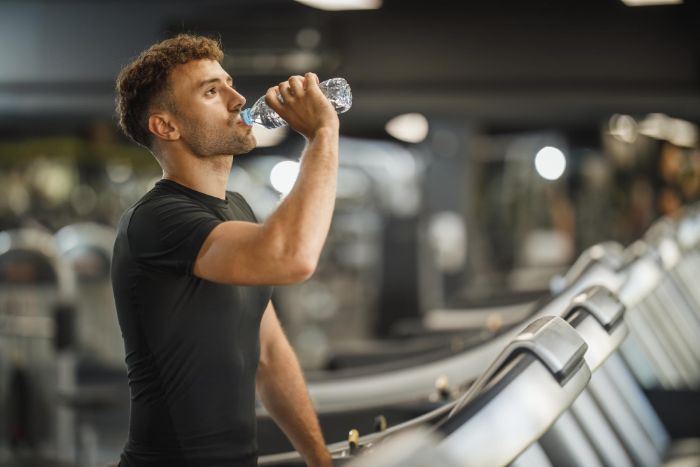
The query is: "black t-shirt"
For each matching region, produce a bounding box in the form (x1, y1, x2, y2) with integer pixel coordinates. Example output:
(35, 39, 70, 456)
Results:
(111, 179, 273, 467)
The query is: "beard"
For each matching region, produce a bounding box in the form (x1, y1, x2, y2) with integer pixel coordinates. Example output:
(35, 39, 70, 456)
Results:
(179, 114, 256, 158)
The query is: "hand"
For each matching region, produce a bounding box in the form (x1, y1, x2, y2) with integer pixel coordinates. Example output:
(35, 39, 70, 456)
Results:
(264, 73, 339, 139)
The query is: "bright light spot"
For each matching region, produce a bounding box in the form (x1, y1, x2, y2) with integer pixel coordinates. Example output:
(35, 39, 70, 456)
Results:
(270, 160, 300, 195)
(534, 146, 566, 181)
(639, 113, 699, 148)
(620, 0, 681, 6)
(294, 0, 382, 10)
(639, 113, 668, 139)
(385, 113, 429, 143)
(252, 125, 288, 148)
(667, 118, 698, 148)
(427, 211, 467, 273)
(609, 114, 638, 144)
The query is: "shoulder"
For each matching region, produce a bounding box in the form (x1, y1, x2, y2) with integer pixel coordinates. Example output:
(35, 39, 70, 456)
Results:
(131, 187, 211, 223)
(126, 188, 220, 253)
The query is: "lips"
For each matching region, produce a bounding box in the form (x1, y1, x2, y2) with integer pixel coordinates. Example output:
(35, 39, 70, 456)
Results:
(232, 117, 251, 127)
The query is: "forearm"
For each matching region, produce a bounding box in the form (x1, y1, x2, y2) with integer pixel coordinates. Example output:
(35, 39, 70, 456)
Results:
(263, 127, 339, 270)
(256, 339, 331, 466)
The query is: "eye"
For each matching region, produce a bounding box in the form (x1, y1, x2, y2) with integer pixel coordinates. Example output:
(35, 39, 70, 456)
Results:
(205, 87, 217, 96)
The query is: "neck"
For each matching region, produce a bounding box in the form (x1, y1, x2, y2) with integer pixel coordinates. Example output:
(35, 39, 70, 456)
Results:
(160, 151, 234, 200)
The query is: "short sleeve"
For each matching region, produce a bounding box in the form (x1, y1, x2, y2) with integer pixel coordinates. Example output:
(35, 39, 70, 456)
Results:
(127, 195, 221, 275)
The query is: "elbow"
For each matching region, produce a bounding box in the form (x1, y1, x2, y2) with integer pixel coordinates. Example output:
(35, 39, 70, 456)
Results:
(281, 243, 319, 283)
(264, 252, 316, 285)
(287, 253, 317, 282)
(266, 227, 320, 283)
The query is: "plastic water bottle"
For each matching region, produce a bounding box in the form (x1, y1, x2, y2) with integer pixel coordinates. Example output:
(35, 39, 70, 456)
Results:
(241, 77, 352, 129)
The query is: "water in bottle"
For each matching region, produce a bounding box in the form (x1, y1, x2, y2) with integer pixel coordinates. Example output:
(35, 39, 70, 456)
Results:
(241, 77, 352, 129)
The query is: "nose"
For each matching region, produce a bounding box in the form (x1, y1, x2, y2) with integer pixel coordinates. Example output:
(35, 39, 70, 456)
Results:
(227, 87, 246, 111)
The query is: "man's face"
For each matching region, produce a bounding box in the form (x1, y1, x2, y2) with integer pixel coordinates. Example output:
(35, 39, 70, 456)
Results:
(166, 59, 255, 157)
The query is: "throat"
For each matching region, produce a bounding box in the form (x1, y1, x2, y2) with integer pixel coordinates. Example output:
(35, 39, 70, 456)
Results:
(163, 156, 233, 200)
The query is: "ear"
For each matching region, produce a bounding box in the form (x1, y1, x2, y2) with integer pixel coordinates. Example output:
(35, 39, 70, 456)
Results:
(148, 112, 180, 142)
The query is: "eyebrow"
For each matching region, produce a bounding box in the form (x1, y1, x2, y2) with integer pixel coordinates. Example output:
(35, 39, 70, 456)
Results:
(196, 75, 234, 90)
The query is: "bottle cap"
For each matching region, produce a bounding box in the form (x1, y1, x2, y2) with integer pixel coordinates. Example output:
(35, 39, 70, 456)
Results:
(241, 109, 253, 126)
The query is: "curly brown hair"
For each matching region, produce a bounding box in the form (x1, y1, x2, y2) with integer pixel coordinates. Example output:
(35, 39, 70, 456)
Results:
(115, 34, 224, 149)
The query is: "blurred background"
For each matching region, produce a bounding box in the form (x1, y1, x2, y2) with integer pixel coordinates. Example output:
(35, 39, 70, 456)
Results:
(0, 0, 699, 464)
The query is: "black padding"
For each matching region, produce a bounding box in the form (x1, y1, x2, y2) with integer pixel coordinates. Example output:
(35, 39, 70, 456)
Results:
(54, 302, 77, 350)
(0, 250, 57, 284)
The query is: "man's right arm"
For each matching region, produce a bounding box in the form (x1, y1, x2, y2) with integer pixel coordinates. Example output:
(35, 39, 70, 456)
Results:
(193, 73, 339, 285)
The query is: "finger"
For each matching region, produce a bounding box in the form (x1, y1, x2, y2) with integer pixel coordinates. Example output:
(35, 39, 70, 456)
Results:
(265, 86, 284, 112)
(288, 75, 305, 95)
(279, 80, 294, 98)
(305, 72, 320, 88)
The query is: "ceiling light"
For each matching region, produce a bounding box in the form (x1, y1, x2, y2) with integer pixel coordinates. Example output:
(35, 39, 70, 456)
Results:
(294, 0, 382, 11)
(638, 113, 699, 148)
(620, 0, 682, 6)
(270, 160, 300, 196)
(385, 113, 429, 143)
(534, 146, 566, 181)
(667, 118, 698, 148)
(608, 114, 638, 144)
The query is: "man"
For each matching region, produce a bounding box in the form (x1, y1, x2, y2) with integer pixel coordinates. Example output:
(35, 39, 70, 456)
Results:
(112, 34, 337, 466)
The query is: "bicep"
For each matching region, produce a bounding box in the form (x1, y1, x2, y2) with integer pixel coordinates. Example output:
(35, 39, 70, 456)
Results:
(193, 220, 308, 285)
